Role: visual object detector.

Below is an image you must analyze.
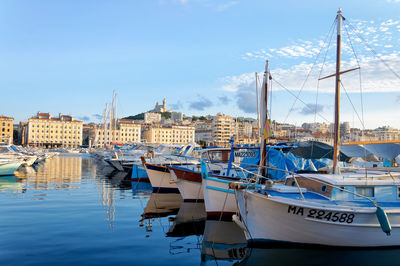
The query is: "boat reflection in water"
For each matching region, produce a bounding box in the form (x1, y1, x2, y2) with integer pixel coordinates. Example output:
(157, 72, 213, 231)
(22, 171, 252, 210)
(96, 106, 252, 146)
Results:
(131, 180, 153, 195)
(0, 176, 21, 191)
(140, 192, 183, 234)
(167, 202, 206, 237)
(201, 219, 247, 263)
(236, 247, 400, 266)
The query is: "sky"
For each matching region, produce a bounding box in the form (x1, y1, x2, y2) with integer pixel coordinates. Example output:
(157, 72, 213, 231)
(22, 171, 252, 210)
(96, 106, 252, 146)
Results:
(1, 0, 400, 129)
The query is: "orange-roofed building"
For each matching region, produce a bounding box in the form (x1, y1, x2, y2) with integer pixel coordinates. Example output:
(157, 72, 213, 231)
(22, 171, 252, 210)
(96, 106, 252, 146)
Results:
(25, 112, 83, 148)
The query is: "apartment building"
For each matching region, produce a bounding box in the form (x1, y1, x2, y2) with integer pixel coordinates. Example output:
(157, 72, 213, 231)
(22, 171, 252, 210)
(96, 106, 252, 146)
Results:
(144, 112, 161, 123)
(143, 125, 195, 144)
(25, 112, 83, 148)
(195, 121, 213, 144)
(90, 119, 141, 147)
(0, 115, 14, 143)
(212, 113, 235, 147)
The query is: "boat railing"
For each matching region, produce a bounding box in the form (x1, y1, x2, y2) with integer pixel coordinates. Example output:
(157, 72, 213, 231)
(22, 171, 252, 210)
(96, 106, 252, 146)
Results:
(230, 162, 384, 207)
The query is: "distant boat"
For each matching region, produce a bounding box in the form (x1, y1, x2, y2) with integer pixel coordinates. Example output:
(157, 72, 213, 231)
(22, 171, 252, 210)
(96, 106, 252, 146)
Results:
(0, 159, 23, 176)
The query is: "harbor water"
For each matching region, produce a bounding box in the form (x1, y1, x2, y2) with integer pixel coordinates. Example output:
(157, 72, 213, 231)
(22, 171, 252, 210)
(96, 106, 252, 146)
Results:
(1, 154, 400, 265)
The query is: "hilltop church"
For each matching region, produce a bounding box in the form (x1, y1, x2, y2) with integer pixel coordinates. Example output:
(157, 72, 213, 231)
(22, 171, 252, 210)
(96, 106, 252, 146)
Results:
(151, 98, 172, 113)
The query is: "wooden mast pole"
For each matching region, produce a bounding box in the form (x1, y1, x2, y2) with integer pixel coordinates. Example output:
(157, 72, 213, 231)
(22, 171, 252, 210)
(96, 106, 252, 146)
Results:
(261, 60, 269, 177)
(332, 8, 342, 174)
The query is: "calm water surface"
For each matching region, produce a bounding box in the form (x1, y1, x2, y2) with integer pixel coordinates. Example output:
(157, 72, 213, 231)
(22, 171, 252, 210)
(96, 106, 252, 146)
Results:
(1, 154, 399, 265)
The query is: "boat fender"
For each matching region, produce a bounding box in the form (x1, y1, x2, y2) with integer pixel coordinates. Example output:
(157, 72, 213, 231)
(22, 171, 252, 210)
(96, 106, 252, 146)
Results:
(229, 182, 246, 189)
(376, 207, 391, 236)
(232, 214, 247, 233)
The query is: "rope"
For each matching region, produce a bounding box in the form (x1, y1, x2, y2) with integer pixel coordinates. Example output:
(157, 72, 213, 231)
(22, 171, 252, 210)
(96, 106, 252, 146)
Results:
(346, 20, 400, 81)
(272, 78, 332, 123)
(282, 17, 337, 124)
(230, 162, 386, 207)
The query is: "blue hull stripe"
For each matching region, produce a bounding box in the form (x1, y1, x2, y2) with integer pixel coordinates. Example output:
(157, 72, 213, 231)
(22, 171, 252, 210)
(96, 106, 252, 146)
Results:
(205, 176, 234, 184)
(205, 185, 234, 194)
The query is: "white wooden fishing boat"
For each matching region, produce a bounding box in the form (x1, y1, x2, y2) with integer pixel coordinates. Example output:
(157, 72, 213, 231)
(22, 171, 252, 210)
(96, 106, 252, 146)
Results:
(233, 9, 400, 247)
(234, 170, 400, 247)
(168, 147, 235, 201)
(169, 165, 203, 201)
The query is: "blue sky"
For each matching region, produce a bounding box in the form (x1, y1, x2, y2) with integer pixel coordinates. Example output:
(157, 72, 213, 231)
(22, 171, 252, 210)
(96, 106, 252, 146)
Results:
(1, 0, 400, 129)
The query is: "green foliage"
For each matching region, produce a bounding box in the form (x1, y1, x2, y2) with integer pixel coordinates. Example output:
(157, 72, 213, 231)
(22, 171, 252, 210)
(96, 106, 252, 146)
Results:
(161, 112, 171, 119)
(124, 113, 144, 120)
(192, 116, 208, 121)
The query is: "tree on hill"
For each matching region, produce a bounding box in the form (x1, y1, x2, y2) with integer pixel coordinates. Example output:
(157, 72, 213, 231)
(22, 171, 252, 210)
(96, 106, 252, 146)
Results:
(192, 115, 209, 122)
(123, 113, 144, 120)
(161, 112, 171, 119)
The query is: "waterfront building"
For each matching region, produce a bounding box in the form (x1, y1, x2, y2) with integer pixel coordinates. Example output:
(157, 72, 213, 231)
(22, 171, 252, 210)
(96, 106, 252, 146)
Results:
(373, 126, 400, 141)
(195, 121, 213, 144)
(340, 122, 351, 138)
(89, 119, 141, 147)
(25, 112, 83, 148)
(171, 112, 183, 123)
(142, 125, 195, 144)
(212, 113, 235, 147)
(144, 112, 162, 124)
(235, 119, 253, 138)
(0, 115, 14, 144)
(301, 122, 330, 133)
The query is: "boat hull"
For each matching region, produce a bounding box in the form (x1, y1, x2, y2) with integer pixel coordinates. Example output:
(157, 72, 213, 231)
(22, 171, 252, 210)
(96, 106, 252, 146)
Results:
(0, 161, 23, 176)
(169, 167, 203, 201)
(144, 163, 179, 193)
(202, 175, 238, 218)
(236, 190, 400, 247)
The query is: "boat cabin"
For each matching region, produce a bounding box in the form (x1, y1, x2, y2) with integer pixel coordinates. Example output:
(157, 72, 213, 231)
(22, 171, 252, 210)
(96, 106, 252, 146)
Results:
(285, 170, 400, 202)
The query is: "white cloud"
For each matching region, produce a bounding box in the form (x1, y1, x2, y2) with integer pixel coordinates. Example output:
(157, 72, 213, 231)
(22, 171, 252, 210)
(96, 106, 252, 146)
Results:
(244, 40, 322, 60)
(237, 17, 400, 94)
(216, 1, 238, 11)
(221, 73, 256, 92)
(221, 52, 400, 94)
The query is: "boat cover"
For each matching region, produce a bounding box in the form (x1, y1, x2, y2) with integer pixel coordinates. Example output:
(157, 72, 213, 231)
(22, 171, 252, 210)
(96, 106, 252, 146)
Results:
(288, 141, 351, 162)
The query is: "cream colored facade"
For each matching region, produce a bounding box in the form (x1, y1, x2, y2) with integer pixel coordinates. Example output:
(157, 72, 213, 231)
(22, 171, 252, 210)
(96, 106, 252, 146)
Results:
(143, 125, 195, 144)
(26, 112, 83, 148)
(212, 113, 235, 147)
(195, 121, 213, 143)
(144, 112, 161, 123)
(237, 135, 259, 145)
(91, 119, 141, 147)
(0, 115, 14, 144)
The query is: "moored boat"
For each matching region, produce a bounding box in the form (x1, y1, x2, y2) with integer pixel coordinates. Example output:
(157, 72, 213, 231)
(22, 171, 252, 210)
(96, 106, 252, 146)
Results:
(0, 160, 23, 176)
(233, 9, 400, 248)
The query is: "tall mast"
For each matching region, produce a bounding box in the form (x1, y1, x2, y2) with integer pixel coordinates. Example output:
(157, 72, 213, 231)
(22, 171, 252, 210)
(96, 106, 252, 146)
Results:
(111, 92, 115, 144)
(103, 104, 108, 148)
(255, 72, 261, 144)
(332, 8, 342, 174)
(114, 91, 117, 144)
(260, 60, 269, 177)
